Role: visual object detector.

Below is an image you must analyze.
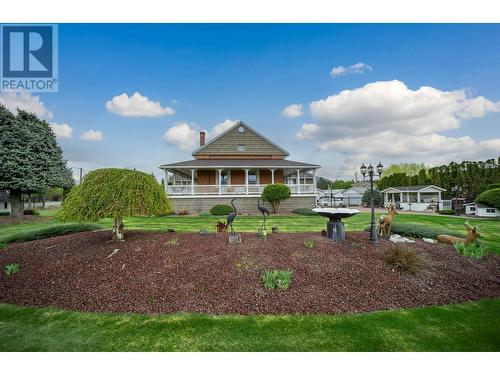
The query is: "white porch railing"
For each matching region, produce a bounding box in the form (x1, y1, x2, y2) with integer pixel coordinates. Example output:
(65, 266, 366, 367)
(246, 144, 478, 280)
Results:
(166, 183, 316, 196)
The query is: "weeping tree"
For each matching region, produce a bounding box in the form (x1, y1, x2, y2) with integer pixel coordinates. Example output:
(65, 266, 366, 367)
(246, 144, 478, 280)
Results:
(0, 106, 74, 217)
(60, 168, 172, 240)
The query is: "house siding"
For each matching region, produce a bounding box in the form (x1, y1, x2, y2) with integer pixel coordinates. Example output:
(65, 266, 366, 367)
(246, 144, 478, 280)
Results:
(194, 124, 287, 158)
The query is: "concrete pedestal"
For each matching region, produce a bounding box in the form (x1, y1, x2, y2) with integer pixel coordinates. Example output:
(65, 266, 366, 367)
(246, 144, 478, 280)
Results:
(326, 220, 345, 242)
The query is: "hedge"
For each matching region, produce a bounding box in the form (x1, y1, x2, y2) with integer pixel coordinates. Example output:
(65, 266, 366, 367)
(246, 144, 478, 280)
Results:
(0, 223, 102, 245)
(475, 188, 500, 210)
(438, 209, 456, 215)
(385, 223, 464, 239)
(209, 204, 234, 216)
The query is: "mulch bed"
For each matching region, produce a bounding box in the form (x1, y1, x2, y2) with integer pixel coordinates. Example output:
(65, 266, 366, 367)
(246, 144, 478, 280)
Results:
(0, 231, 499, 314)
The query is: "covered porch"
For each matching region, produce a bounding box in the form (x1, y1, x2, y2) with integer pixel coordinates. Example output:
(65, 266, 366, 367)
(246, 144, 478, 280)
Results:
(159, 159, 320, 196)
(381, 185, 446, 211)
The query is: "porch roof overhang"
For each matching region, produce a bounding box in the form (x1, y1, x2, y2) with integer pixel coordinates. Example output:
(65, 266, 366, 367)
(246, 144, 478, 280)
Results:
(380, 185, 446, 194)
(159, 159, 321, 170)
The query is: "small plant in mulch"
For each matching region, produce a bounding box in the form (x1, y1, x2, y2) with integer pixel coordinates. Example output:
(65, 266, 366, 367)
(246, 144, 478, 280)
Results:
(303, 239, 314, 249)
(378, 244, 427, 275)
(165, 237, 178, 246)
(257, 226, 267, 240)
(4, 263, 20, 276)
(261, 270, 293, 289)
(454, 242, 488, 259)
(0, 242, 5, 250)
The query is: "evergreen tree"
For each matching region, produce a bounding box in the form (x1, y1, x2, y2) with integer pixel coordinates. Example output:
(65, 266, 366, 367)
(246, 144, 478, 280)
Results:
(0, 106, 74, 217)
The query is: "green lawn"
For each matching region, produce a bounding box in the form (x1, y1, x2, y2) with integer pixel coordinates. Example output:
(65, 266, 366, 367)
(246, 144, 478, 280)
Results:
(2, 209, 499, 253)
(0, 299, 498, 351)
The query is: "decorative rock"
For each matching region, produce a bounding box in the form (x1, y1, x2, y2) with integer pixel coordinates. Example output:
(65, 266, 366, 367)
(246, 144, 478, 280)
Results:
(199, 229, 210, 236)
(423, 237, 437, 244)
(272, 226, 279, 233)
(389, 234, 415, 244)
(228, 233, 242, 244)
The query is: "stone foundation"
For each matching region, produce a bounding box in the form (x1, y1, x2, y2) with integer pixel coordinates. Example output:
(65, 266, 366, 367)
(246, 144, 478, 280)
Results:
(170, 195, 316, 214)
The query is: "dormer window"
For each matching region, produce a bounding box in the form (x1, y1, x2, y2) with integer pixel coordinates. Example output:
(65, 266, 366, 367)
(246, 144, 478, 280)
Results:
(237, 144, 246, 151)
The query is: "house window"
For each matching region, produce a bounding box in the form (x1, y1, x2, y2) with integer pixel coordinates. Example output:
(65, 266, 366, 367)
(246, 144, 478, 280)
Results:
(220, 171, 229, 185)
(3, 202, 6, 209)
(469, 207, 475, 211)
(486, 208, 495, 213)
(237, 144, 246, 152)
(248, 170, 257, 184)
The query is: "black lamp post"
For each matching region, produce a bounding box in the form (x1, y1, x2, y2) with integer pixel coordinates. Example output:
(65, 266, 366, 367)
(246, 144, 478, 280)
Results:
(361, 161, 384, 244)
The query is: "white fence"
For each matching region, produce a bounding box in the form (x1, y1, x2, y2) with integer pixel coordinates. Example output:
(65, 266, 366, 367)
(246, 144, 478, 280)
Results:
(166, 184, 316, 196)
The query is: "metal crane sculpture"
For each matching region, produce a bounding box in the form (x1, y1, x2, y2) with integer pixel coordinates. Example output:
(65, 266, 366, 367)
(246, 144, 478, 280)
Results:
(226, 198, 238, 235)
(257, 197, 270, 230)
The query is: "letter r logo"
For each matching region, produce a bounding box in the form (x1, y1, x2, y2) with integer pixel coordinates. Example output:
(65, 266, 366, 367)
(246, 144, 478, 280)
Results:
(2, 25, 53, 78)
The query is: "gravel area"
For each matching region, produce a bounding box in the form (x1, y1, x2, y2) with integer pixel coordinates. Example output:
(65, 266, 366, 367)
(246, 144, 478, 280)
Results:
(0, 231, 499, 314)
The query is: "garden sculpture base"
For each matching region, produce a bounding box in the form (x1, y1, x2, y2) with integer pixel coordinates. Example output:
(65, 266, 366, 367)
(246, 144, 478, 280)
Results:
(228, 233, 242, 244)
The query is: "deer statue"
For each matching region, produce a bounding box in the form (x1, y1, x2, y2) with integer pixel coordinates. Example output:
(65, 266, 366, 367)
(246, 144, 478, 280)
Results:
(377, 202, 397, 237)
(437, 221, 481, 246)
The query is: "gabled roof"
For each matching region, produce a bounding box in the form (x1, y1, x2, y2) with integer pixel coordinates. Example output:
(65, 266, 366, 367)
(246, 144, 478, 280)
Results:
(380, 185, 446, 193)
(192, 121, 289, 157)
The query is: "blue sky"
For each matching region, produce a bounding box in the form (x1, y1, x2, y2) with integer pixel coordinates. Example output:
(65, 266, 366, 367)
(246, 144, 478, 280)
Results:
(1, 24, 500, 180)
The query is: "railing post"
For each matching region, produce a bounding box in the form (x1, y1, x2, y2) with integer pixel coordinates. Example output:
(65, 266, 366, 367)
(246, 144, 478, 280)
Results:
(191, 169, 195, 196)
(245, 169, 249, 195)
(296, 169, 301, 194)
(218, 169, 222, 196)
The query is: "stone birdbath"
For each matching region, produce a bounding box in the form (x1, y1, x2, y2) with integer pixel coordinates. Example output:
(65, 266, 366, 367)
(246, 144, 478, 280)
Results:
(312, 207, 360, 242)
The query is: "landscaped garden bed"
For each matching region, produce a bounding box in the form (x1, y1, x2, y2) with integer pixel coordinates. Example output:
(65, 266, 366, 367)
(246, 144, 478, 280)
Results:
(0, 231, 499, 314)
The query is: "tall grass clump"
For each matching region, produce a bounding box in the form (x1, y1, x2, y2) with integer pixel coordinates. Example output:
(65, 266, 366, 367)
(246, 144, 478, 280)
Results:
(261, 270, 293, 289)
(454, 242, 488, 259)
(378, 244, 427, 274)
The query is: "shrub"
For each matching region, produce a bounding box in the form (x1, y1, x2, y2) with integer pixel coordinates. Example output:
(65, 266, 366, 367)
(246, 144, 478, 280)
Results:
(303, 239, 314, 249)
(257, 226, 267, 240)
(261, 184, 291, 214)
(292, 208, 318, 216)
(4, 263, 20, 275)
(0, 223, 101, 245)
(378, 244, 426, 274)
(454, 242, 488, 259)
(388, 223, 464, 239)
(23, 209, 39, 216)
(198, 211, 211, 217)
(475, 188, 500, 209)
(177, 209, 189, 216)
(362, 189, 383, 206)
(487, 182, 500, 190)
(261, 270, 293, 289)
(0, 242, 5, 250)
(209, 204, 233, 215)
(0, 212, 10, 216)
(439, 209, 456, 215)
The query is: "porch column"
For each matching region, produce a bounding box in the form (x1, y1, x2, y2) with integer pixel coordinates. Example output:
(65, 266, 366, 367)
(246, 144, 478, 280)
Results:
(270, 169, 275, 184)
(191, 169, 195, 196)
(172, 172, 176, 186)
(313, 169, 317, 191)
(245, 169, 249, 195)
(438, 191, 442, 202)
(217, 169, 222, 196)
(417, 191, 421, 203)
(400, 192, 403, 202)
(297, 169, 301, 194)
(384, 193, 388, 202)
(164, 169, 169, 193)
(407, 192, 410, 203)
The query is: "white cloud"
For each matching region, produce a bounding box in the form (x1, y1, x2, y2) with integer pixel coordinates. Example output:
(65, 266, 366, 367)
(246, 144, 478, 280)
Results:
(162, 122, 198, 150)
(282, 103, 303, 119)
(162, 119, 238, 150)
(105, 92, 175, 117)
(81, 130, 103, 142)
(50, 123, 73, 139)
(0, 92, 53, 119)
(208, 119, 237, 138)
(295, 80, 500, 177)
(330, 62, 372, 77)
